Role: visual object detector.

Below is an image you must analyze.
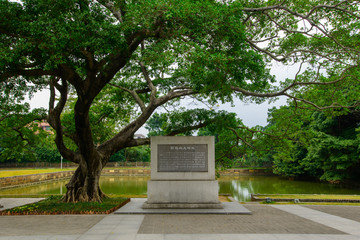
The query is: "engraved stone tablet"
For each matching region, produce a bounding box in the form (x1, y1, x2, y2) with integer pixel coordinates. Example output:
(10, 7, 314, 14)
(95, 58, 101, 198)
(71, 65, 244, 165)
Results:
(157, 144, 208, 172)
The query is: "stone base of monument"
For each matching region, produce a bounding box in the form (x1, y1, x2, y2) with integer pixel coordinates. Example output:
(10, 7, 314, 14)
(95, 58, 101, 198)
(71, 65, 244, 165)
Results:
(142, 180, 223, 209)
(142, 202, 223, 209)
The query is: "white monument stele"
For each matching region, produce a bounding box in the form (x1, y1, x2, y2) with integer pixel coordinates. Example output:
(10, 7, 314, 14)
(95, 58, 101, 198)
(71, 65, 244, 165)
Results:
(142, 136, 223, 209)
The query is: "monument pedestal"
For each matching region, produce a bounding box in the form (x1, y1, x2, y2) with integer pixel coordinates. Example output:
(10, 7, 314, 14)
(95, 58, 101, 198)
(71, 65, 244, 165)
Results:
(143, 180, 222, 209)
(143, 136, 222, 209)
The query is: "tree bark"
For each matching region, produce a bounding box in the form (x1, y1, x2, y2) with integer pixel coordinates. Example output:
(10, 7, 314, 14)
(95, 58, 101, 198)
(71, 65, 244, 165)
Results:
(62, 154, 107, 202)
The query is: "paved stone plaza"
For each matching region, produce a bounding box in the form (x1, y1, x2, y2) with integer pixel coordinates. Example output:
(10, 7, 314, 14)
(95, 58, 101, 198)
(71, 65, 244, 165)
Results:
(1, 198, 360, 240)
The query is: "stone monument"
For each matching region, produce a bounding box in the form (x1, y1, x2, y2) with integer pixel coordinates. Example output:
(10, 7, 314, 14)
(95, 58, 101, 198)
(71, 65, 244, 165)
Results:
(142, 136, 222, 209)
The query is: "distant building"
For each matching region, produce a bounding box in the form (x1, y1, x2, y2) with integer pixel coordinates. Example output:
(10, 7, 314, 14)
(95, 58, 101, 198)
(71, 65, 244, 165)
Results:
(36, 121, 54, 134)
(134, 133, 146, 139)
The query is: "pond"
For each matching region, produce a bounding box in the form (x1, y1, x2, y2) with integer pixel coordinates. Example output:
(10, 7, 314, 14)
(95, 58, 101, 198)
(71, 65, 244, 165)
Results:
(1, 176, 359, 202)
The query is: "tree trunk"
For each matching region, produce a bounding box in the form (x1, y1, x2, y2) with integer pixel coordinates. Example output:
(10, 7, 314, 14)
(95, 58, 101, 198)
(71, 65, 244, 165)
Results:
(62, 155, 107, 203)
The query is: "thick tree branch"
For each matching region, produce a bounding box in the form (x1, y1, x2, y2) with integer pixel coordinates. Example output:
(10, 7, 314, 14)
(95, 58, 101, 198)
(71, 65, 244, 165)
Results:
(109, 83, 146, 111)
(48, 77, 78, 163)
(96, 0, 124, 23)
(155, 89, 195, 106)
(81, 48, 96, 71)
(247, 38, 351, 63)
(58, 64, 83, 91)
(98, 30, 156, 85)
(166, 122, 209, 136)
(98, 87, 197, 156)
(228, 127, 259, 151)
(232, 63, 356, 98)
(231, 78, 339, 98)
(246, 39, 286, 62)
(125, 138, 150, 148)
(139, 61, 157, 102)
(98, 15, 166, 86)
(11, 127, 31, 144)
(284, 93, 360, 110)
(1, 69, 58, 80)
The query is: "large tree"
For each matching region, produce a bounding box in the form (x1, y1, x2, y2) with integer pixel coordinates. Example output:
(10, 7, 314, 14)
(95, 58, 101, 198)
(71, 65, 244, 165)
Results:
(1, 0, 359, 202)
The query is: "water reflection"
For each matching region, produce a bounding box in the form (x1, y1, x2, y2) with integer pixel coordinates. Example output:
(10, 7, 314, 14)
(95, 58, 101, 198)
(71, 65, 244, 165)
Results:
(1, 175, 359, 201)
(100, 176, 149, 195)
(218, 176, 360, 201)
(0, 179, 69, 195)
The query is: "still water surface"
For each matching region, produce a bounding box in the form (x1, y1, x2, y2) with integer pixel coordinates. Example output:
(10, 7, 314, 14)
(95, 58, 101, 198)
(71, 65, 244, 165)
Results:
(1, 176, 359, 202)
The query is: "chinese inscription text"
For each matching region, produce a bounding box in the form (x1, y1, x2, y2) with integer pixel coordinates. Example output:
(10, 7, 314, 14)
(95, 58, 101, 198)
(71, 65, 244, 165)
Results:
(158, 144, 208, 172)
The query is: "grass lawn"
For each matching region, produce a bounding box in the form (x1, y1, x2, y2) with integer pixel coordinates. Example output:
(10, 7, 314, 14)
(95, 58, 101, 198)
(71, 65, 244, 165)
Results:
(0, 168, 75, 178)
(257, 194, 360, 200)
(0, 195, 129, 215)
(0, 167, 151, 178)
(268, 202, 360, 206)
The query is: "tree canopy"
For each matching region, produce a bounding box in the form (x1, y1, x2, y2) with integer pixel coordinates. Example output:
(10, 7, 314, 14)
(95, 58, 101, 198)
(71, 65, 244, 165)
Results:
(1, 0, 359, 202)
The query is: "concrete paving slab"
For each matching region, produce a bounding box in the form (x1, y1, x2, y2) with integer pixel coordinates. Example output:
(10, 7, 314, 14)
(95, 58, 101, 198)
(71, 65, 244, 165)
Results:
(163, 234, 196, 240)
(75, 213, 144, 240)
(137, 204, 344, 235)
(114, 198, 251, 214)
(0, 236, 81, 240)
(0, 198, 45, 210)
(136, 234, 165, 240)
(306, 205, 360, 222)
(3, 200, 360, 240)
(272, 205, 360, 236)
(48, 235, 82, 240)
(134, 234, 360, 240)
(107, 234, 137, 240)
(0, 215, 105, 236)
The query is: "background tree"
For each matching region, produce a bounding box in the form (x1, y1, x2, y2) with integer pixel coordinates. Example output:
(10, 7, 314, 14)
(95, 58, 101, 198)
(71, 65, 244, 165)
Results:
(263, 106, 360, 182)
(0, 81, 47, 162)
(242, 70, 360, 182)
(1, 0, 359, 202)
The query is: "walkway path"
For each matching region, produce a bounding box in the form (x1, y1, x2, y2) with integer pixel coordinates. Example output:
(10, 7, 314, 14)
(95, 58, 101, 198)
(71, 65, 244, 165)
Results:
(1, 201, 360, 239)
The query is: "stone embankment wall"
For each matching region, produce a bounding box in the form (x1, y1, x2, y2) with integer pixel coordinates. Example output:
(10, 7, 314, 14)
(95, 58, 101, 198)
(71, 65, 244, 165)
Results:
(0, 162, 150, 168)
(102, 169, 151, 176)
(0, 171, 75, 189)
(220, 168, 272, 176)
(0, 168, 271, 189)
(0, 169, 152, 189)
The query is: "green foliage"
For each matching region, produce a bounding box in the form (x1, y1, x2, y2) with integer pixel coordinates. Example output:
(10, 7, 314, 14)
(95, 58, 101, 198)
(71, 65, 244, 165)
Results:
(145, 113, 164, 136)
(109, 146, 150, 163)
(109, 150, 125, 163)
(123, 146, 150, 163)
(34, 146, 62, 163)
(262, 105, 360, 182)
(197, 113, 246, 169)
(0, 106, 48, 163)
(302, 123, 360, 181)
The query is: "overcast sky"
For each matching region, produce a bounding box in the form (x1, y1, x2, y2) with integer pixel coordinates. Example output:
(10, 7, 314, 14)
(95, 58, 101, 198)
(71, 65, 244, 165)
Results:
(27, 62, 299, 133)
